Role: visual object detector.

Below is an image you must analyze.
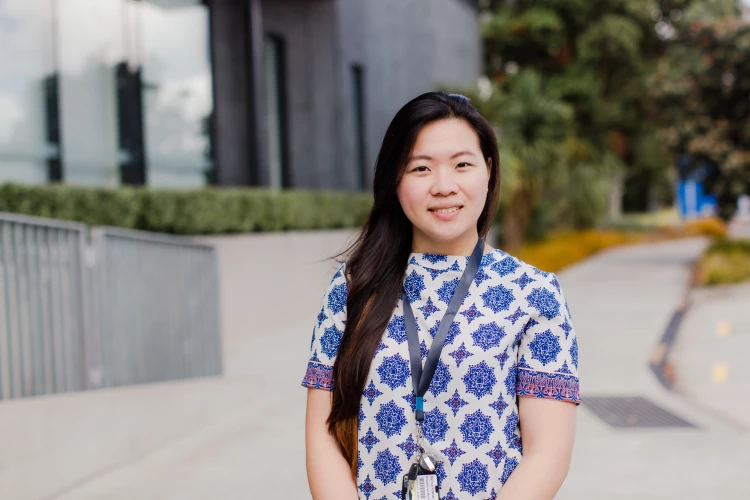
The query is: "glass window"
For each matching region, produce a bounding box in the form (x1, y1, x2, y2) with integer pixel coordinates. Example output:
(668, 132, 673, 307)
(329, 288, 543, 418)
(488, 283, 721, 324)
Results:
(135, 0, 215, 187)
(0, 1, 57, 184)
(56, 0, 123, 186)
(265, 34, 288, 189)
(351, 64, 367, 190)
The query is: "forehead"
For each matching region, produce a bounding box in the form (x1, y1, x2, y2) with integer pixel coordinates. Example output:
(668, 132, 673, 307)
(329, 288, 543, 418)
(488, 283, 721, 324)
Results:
(411, 118, 482, 157)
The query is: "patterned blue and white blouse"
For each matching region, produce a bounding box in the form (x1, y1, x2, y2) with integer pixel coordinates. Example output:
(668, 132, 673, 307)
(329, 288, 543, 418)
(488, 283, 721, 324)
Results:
(302, 248, 580, 500)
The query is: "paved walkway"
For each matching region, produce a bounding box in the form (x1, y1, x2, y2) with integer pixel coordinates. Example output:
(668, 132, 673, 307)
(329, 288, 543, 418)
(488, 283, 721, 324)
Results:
(1, 232, 748, 499)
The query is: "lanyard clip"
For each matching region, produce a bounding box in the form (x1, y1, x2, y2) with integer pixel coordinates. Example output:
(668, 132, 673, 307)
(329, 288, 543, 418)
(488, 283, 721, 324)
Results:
(415, 396, 424, 422)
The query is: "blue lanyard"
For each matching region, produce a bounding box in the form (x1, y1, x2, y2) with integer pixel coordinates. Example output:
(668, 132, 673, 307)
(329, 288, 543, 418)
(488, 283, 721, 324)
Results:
(402, 237, 484, 422)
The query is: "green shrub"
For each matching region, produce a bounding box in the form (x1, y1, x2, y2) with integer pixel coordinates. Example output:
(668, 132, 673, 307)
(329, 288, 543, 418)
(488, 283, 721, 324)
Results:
(698, 238, 750, 286)
(0, 183, 373, 235)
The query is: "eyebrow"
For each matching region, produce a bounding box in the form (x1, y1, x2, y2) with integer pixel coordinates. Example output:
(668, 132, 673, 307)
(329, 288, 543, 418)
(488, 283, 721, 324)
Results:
(408, 151, 477, 162)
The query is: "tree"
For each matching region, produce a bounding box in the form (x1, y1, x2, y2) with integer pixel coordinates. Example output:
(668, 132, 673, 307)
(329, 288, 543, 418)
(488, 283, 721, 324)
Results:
(649, 13, 750, 219)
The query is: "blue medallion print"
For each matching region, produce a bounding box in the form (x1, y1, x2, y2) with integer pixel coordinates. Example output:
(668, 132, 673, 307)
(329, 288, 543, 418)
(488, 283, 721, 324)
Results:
(460, 303, 485, 324)
(423, 253, 448, 264)
(449, 342, 474, 368)
(375, 401, 407, 438)
(503, 411, 519, 443)
(429, 321, 462, 345)
(459, 410, 495, 448)
(441, 439, 467, 466)
(420, 340, 429, 360)
(386, 315, 408, 344)
(358, 404, 366, 431)
(463, 361, 497, 399)
(404, 271, 426, 303)
(363, 380, 384, 406)
(377, 354, 410, 389)
(319, 325, 343, 360)
(373, 449, 401, 485)
(436, 461, 447, 483)
(501, 456, 519, 484)
(486, 441, 507, 467)
(511, 272, 536, 290)
(445, 389, 469, 416)
(310, 328, 316, 351)
(360, 428, 380, 453)
(457, 458, 490, 495)
(471, 322, 506, 351)
(436, 278, 460, 305)
(317, 307, 327, 327)
(489, 394, 509, 419)
(559, 360, 573, 374)
(560, 317, 573, 339)
(494, 349, 509, 370)
(481, 285, 515, 313)
(474, 268, 491, 286)
(491, 257, 520, 277)
(327, 283, 348, 314)
(504, 363, 517, 395)
(528, 329, 562, 365)
(357, 450, 363, 474)
(570, 337, 579, 369)
(397, 434, 420, 460)
(418, 297, 440, 319)
(480, 253, 496, 267)
(427, 360, 452, 397)
(358, 475, 377, 499)
(526, 286, 561, 320)
(423, 407, 449, 444)
(444, 489, 458, 499)
(402, 392, 417, 412)
(504, 306, 529, 326)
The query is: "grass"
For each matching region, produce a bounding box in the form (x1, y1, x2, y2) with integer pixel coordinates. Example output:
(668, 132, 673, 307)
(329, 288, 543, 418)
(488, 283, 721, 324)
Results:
(513, 216, 729, 274)
(697, 239, 750, 286)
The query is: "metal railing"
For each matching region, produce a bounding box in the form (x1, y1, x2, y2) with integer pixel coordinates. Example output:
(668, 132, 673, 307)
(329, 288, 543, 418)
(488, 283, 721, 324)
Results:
(0, 212, 222, 401)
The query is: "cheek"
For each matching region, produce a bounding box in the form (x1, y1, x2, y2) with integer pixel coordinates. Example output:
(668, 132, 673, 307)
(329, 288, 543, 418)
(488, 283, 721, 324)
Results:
(397, 180, 424, 215)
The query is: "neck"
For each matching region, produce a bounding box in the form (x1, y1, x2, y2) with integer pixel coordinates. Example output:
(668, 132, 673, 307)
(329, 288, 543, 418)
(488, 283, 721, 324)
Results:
(411, 228, 481, 256)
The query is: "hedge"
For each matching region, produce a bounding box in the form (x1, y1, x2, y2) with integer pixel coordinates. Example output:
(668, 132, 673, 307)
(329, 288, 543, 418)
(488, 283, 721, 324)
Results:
(0, 183, 373, 235)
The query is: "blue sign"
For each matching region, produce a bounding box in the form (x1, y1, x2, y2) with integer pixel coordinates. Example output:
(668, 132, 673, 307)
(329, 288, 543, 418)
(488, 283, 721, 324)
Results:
(677, 180, 717, 219)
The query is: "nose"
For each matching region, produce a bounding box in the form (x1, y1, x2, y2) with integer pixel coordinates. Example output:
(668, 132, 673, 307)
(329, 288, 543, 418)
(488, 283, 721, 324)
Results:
(430, 166, 459, 196)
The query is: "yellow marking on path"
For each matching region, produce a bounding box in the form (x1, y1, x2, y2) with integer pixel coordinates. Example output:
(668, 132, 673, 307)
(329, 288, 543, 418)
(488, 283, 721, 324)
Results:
(711, 363, 729, 383)
(716, 321, 732, 338)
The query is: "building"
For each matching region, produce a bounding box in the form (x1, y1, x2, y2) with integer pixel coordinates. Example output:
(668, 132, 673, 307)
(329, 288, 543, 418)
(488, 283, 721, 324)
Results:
(0, 0, 480, 191)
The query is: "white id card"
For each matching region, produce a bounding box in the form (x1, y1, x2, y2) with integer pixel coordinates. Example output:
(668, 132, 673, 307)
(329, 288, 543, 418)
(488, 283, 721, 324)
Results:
(415, 474, 439, 500)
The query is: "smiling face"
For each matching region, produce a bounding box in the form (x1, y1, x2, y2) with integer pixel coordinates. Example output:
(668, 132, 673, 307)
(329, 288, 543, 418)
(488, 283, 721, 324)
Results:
(397, 118, 491, 256)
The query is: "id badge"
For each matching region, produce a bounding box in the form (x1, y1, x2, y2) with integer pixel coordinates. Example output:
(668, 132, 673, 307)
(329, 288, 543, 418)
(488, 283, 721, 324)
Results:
(401, 464, 440, 500)
(414, 474, 439, 500)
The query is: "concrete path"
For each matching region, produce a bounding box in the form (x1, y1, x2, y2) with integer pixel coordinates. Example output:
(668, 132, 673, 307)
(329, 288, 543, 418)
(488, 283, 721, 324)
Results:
(671, 282, 750, 431)
(1, 232, 748, 499)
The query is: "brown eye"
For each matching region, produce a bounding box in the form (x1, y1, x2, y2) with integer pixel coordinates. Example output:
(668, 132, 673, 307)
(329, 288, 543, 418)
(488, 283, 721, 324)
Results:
(457, 162, 471, 168)
(413, 166, 429, 172)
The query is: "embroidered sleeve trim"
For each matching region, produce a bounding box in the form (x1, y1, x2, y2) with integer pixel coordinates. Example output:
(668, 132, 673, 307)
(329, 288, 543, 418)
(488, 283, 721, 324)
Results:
(301, 361, 334, 391)
(516, 368, 580, 405)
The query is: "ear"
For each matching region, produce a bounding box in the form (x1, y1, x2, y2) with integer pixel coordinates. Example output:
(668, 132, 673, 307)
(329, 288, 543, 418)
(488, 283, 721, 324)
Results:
(486, 157, 492, 174)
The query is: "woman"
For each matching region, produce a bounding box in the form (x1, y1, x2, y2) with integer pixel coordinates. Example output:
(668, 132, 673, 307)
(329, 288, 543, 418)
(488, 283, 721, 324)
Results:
(303, 92, 579, 500)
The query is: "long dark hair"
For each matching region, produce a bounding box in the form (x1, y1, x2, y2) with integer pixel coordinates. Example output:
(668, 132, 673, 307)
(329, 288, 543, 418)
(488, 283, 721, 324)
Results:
(328, 92, 501, 475)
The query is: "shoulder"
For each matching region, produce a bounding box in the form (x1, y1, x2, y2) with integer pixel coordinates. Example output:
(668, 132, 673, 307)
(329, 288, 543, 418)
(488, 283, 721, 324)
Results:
(484, 248, 554, 280)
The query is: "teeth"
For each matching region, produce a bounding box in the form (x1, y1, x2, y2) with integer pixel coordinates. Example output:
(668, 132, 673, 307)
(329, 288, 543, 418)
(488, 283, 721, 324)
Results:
(434, 207, 459, 214)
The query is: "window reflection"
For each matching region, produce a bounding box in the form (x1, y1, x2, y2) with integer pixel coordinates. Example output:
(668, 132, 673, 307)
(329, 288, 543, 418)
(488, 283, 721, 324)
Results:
(57, 0, 123, 186)
(0, 1, 57, 183)
(137, 0, 214, 187)
(0, 0, 214, 187)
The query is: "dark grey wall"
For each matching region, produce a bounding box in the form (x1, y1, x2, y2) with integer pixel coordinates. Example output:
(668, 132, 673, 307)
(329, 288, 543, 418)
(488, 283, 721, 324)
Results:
(338, 0, 481, 189)
(212, 0, 480, 190)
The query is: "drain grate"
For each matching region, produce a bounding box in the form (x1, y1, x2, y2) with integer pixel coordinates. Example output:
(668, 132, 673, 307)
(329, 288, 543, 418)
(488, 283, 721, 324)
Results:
(583, 396, 696, 428)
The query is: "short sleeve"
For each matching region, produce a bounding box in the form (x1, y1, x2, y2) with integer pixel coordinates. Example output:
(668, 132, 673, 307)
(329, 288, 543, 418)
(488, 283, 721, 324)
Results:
(516, 271, 580, 404)
(301, 263, 348, 392)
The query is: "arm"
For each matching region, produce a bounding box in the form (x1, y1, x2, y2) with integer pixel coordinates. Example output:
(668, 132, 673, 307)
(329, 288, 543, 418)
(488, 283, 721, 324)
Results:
(497, 397, 577, 500)
(305, 388, 359, 500)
